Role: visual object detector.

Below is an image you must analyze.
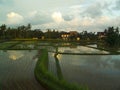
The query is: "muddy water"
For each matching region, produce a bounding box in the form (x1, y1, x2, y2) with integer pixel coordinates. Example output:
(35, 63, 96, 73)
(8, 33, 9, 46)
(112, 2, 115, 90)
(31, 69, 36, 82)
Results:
(0, 50, 45, 90)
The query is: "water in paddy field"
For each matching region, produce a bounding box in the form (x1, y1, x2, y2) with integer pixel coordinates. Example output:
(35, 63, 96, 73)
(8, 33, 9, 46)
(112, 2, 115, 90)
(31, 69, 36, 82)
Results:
(59, 55, 120, 90)
(0, 50, 45, 90)
(58, 46, 109, 54)
(86, 44, 97, 48)
(48, 46, 120, 90)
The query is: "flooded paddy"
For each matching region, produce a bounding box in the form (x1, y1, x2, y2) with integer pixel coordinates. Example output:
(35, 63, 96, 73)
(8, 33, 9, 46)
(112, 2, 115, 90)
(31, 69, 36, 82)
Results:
(1, 41, 120, 90)
(0, 50, 45, 90)
(58, 46, 109, 54)
(58, 55, 120, 90)
(48, 46, 120, 90)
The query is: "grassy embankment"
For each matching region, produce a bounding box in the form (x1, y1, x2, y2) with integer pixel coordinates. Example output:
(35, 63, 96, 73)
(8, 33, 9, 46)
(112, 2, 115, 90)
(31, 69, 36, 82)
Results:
(0, 41, 22, 50)
(34, 49, 88, 90)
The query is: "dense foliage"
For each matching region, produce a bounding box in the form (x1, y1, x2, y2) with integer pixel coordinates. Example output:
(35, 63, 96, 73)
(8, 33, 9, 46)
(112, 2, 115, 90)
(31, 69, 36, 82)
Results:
(0, 24, 120, 47)
(104, 27, 120, 47)
(0, 24, 96, 40)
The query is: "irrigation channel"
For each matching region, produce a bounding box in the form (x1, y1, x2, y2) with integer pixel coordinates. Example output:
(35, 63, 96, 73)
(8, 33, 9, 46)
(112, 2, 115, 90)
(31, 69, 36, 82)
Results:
(0, 41, 120, 90)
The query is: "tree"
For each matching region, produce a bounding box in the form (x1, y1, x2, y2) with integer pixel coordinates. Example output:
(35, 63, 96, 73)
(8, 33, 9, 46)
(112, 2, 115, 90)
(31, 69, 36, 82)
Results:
(105, 26, 120, 47)
(0, 24, 6, 39)
(45, 29, 52, 39)
(27, 23, 31, 30)
(25, 23, 31, 38)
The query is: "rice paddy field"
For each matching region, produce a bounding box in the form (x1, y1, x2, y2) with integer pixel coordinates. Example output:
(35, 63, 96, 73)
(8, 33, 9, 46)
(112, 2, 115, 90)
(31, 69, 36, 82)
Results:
(0, 40, 120, 90)
(48, 47, 120, 90)
(0, 50, 45, 90)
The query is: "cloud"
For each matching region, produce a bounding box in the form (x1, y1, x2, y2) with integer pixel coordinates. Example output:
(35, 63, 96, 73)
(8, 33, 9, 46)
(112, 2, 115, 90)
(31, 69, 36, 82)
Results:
(114, 0, 120, 10)
(25, 11, 52, 25)
(34, 14, 120, 32)
(0, 0, 120, 33)
(0, 0, 9, 4)
(7, 12, 24, 25)
(52, 12, 64, 23)
(83, 3, 103, 18)
(63, 15, 74, 21)
(81, 0, 113, 18)
(0, 0, 6, 4)
(0, 0, 14, 6)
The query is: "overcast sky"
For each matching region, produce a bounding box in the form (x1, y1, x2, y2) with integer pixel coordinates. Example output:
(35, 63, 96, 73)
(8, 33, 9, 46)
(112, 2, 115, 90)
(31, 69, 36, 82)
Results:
(0, 0, 120, 32)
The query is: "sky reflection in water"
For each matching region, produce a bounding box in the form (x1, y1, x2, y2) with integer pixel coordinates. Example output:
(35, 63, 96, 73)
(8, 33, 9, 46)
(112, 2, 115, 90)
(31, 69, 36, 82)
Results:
(57, 54, 120, 90)
(58, 46, 109, 54)
(61, 55, 120, 73)
(7, 51, 24, 60)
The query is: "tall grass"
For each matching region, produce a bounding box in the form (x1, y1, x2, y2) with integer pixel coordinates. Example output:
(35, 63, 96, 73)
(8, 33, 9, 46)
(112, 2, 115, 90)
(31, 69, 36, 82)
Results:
(34, 49, 88, 90)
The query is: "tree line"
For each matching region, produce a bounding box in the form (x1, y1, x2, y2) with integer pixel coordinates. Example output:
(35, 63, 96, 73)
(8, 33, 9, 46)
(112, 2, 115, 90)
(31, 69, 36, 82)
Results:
(0, 24, 120, 47)
(0, 24, 97, 40)
(104, 26, 120, 47)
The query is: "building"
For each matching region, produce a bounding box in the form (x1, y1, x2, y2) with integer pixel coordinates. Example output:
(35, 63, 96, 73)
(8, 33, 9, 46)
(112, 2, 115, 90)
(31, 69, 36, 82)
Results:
(61, 32, 70, 40)
(97, 32, 106, 40)
(61, 31, 80, 41)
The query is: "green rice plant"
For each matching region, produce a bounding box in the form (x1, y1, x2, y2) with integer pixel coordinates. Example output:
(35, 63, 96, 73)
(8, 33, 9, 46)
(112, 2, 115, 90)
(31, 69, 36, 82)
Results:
(34, 49, 89, 90)
(0, 41, 20, 49)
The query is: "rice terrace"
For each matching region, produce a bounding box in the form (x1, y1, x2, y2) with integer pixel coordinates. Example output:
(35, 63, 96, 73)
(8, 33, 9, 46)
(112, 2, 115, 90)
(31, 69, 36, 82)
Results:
(0, 37, 120, 90)
(0, 0, 120, 90)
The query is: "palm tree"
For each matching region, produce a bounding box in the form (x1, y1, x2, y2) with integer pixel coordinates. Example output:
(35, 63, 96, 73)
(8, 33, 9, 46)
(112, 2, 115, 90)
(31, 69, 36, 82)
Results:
(0, 24, 6, 39)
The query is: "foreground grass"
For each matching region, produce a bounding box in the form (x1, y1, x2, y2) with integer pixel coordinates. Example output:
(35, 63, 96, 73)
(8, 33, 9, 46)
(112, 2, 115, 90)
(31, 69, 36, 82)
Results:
(34, 49, 88, 90)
